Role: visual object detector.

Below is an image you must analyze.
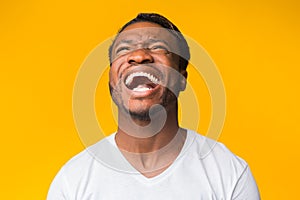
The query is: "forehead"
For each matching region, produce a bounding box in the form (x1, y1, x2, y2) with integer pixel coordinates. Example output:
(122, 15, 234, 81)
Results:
(113, 22, 179, 48)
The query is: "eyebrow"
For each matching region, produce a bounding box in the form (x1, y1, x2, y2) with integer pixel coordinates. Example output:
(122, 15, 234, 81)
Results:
(147, 39, 171, 46)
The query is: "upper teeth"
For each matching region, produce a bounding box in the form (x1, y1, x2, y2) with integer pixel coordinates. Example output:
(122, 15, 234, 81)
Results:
(125, 72, 159, 86)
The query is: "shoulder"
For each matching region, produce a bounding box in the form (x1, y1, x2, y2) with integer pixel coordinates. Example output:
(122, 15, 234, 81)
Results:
(47, 149, 92, 199)
(47, 135, 117, 199)
(186, 129, 248, 176)
(59, 148, 94, 173)
(183, 130, 260, 199)
(59, 133, 117, 176)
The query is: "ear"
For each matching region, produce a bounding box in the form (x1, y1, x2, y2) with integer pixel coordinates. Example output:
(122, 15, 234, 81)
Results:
(179, 70, 188, 91)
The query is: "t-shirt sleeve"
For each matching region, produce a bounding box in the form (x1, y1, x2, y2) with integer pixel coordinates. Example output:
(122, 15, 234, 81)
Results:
(231, 165, 261, 200)
(47, 168, 70, 200)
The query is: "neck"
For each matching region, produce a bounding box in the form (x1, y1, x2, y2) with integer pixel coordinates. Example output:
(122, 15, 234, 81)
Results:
(115, 104, 182, 153)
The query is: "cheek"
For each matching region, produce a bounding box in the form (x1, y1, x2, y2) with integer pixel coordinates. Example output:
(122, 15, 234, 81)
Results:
(109, 56, 128, 83)
(155, 54, 180, 70)
(169, 54, 180, 70)
(109, 61, 123, 85)
(109, 69, 117, 86)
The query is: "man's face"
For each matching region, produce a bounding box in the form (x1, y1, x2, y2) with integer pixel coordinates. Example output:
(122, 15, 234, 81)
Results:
(109, 22, 187, 120)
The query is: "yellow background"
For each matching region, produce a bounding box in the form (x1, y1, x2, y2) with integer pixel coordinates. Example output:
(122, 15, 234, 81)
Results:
(1, 0, 299, 199)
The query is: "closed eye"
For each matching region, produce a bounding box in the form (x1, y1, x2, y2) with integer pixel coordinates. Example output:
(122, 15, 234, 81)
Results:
(115, 46, 131, 55)
(149, 44, 169, 53)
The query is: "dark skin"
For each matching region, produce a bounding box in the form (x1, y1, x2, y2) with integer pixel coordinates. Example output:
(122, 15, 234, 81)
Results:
(109, 22, 188, 177)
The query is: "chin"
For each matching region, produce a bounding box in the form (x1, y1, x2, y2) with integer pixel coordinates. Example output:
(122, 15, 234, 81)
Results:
(127, 103, 152, 120)
(128, 110, 151, 121)
(116, 100, 150, 119)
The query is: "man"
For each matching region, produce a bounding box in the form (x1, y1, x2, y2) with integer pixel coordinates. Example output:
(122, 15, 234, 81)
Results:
(48, 13, 260, 199)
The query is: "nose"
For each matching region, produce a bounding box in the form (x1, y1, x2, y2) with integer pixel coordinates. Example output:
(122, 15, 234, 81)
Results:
(127, 48, 154, 65)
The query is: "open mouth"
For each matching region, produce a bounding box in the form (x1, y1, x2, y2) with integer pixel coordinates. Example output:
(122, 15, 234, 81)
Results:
(125, 71, 160, 92)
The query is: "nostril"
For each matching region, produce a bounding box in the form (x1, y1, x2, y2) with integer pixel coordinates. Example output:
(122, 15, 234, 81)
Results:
(128, 59, 152, 65)
(141, 59, 152, 64)
(127, 49, 154, 64)
(128, 59, 138, 65)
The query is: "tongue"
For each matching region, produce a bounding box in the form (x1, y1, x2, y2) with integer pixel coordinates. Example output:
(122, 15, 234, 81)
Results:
(128, 76, 157, 90)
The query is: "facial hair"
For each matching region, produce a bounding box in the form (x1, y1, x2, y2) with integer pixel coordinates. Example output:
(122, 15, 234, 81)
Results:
(109, 83, 177, 121)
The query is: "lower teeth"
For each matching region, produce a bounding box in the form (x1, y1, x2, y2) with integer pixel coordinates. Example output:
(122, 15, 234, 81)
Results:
(133, 87, 151, 92)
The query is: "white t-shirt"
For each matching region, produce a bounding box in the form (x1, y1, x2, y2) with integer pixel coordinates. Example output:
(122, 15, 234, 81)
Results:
(48, 130, 260, 200)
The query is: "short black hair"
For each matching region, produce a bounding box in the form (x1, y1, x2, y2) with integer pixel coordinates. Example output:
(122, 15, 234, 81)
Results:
(108, 13, 190, 71)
